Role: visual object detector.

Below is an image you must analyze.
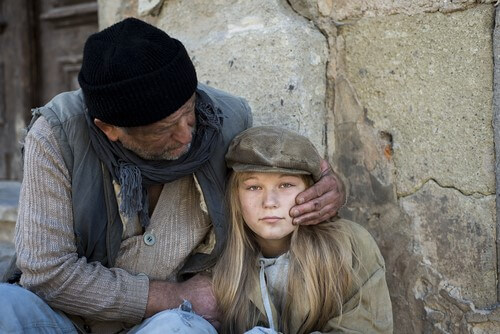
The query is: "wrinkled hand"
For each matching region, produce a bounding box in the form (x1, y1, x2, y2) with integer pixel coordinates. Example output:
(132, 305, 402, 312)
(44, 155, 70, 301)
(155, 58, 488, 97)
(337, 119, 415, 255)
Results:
(290, 159, 346, 225)
(145, 274, 220, 329)
(178, 274, 220, 329)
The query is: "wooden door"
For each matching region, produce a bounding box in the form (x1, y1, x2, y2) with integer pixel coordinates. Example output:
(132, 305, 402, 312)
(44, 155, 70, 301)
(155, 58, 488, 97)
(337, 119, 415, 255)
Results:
(36, 0, 97, 104)
(0, 0, 97, 180)
(0, 0, 35, 180)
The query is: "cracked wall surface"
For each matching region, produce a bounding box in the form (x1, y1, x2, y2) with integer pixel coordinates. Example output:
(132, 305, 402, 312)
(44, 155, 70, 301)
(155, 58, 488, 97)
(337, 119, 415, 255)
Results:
(288, 0, 499, 332)
(99, 0, 500, 332)
(340, 5, 495, 197)
(401, 181, 496, 307)
(289, 0, 497, 21)
(335, 3, 497, 310)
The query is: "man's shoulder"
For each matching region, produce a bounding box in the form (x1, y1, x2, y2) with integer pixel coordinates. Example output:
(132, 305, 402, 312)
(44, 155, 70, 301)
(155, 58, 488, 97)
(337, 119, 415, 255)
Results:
(197, 82, 243, 101)
(197, 83, 251, 116)
(44, 89, 86, 118)
(198, 83, 253, 139)
(31, 89, 87, 130)
(26, 89, 89, 173)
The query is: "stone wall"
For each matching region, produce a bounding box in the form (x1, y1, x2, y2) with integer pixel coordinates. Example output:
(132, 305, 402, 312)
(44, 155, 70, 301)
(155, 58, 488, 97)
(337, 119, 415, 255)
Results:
(98, 0, 499, 332)
(0, 182, 19, 278)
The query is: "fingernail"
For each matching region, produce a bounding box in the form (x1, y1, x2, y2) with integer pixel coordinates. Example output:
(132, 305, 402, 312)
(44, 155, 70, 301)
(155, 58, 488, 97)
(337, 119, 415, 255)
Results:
(297, 198, 304, 205)
(291, 209, 299, 216)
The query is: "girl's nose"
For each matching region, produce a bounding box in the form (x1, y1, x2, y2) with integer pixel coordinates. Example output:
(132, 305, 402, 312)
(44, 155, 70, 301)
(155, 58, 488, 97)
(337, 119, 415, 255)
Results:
(263, 190, 279, 208)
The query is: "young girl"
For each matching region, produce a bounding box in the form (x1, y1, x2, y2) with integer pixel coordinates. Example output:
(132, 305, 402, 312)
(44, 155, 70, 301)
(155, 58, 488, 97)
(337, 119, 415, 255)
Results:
(213, 126, 393, 334)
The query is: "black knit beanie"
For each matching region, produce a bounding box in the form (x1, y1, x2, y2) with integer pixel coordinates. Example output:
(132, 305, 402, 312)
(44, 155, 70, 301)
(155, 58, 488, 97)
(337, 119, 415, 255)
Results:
(78, 17, 198, 127)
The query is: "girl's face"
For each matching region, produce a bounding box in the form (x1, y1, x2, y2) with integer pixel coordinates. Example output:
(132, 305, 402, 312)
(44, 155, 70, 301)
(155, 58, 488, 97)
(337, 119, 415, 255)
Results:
(238, 172, 307, 257)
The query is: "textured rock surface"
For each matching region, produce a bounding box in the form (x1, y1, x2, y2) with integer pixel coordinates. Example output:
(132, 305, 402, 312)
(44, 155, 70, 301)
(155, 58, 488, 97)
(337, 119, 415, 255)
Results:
(138, 0, 163, 16)
(401, 181, 496, 307)
(289, 0, 497, 21)
(288, 1, 499, 332)
(340, 5, 495, 196)
(0, 241, 15, 279)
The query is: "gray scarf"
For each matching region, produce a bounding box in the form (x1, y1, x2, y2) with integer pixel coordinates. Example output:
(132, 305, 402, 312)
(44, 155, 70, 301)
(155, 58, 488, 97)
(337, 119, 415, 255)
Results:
(85, 89, 223, 227)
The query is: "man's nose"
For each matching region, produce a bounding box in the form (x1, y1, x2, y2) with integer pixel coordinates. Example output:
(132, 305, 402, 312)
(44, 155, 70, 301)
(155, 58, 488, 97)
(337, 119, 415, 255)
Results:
(173, 117, 193, 145)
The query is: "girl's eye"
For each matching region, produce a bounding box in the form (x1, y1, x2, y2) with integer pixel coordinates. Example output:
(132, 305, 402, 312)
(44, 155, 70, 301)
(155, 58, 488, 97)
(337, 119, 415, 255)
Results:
(279, 183, 294, 189)
(247, 185, 261, 191)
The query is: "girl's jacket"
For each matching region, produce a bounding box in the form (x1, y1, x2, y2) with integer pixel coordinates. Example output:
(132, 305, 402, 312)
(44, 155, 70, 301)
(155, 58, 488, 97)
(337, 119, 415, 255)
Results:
(249, 219, 393, 334)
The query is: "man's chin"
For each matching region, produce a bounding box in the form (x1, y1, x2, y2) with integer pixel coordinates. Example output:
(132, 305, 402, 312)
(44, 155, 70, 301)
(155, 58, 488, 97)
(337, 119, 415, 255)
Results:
(155, 144, 190, 161)
(123, 142, 191, 161)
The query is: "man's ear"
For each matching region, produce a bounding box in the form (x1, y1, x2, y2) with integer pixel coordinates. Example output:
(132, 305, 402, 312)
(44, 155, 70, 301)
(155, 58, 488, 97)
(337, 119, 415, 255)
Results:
(94, 118, 120, 142)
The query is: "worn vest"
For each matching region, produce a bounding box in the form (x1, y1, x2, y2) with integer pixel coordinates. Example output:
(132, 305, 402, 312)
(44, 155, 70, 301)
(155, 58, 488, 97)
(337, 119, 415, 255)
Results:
(28, 84, 251, 278)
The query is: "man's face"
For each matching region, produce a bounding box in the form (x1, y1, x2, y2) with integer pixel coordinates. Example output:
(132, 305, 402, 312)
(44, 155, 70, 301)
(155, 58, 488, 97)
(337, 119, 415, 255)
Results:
(108, 94, 196, 160)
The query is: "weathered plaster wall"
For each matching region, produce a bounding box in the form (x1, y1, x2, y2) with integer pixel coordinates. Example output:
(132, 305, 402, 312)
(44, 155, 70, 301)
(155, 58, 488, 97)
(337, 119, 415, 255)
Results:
(340, 7, 494, 197)
(338, 3, 496, 304)
(290, 0, 499, 332)
(99, 0, 499, 332)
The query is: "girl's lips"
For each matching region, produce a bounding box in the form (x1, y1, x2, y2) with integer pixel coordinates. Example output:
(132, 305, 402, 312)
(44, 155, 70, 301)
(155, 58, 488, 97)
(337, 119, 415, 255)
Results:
(260, 217, 283, 223)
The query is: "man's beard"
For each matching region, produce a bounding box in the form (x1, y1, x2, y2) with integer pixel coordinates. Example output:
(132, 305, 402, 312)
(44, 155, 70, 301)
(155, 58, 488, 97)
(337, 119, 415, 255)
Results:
(121, 141, 191, 161)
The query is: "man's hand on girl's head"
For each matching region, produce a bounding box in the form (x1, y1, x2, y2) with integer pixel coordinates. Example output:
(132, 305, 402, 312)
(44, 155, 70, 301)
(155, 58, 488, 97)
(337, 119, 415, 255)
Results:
(290, 159, 346, 225)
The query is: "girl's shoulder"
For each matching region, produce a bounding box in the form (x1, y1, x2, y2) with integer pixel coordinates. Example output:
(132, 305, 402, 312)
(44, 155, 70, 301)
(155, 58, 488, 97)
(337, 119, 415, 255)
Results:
(330, 218, 386, 274)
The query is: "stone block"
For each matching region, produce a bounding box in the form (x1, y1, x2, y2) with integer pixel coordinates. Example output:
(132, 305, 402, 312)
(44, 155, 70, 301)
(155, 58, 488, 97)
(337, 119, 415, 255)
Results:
(138, 0, 163, 16)
(401, 180, 496, 307)
(340, 5, 495, 196)
(0, 181, 20, 243)
(0, 241, 15, 279)
(154, 0, 328, 153)
(0, 181, 19, 280)
(98, 0, 138, 29)
(289, 0, 497, 21)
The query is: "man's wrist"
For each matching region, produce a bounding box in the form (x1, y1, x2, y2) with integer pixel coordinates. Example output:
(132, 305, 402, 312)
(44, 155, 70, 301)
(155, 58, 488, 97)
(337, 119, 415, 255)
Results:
(145, 280, 181, 318)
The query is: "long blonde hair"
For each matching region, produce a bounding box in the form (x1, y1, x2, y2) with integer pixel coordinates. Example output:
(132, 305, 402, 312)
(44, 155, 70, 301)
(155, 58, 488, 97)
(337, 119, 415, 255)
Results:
(213, 172, 356, 333)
